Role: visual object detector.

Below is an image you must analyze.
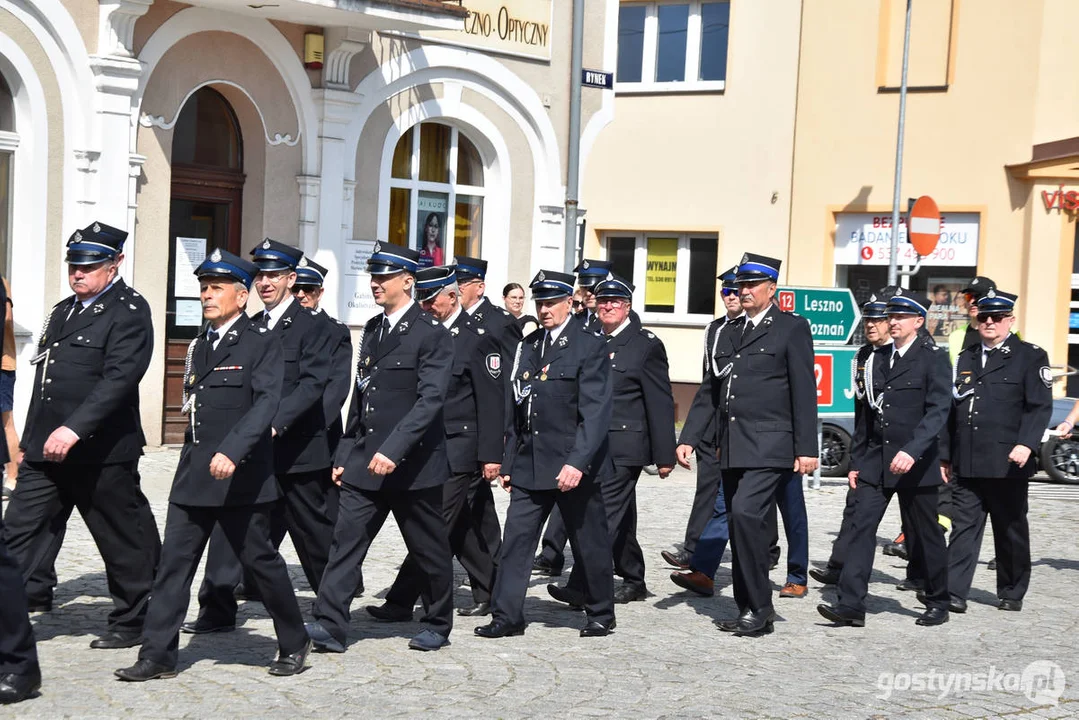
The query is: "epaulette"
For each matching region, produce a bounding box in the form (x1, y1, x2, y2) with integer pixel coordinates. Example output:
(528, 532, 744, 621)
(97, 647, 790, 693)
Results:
(364, 314, 381, 331)
(501, 309, 511, 317)
(640, 328, 657, 340)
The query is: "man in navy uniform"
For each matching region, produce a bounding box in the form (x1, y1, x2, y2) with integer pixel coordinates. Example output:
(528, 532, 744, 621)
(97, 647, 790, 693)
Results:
(663, 266, 742, 575)
(547, 276, 675, 605)
(453, 254, 518, 570)
(0, 275, 41, 704)
(944, 289, 1051, 613)
(3, 221, 161, 649)
(676, 253, 818, 636)
(366, 265, 505, 621)
(188, 240, 334, 633)
(306, 243, 456, 653)
(475, 270, 615, 639)
(115, 250, 310, 681)
(572, 258, 612, 332)
(817, 289, 952, 628)
(811, 291, 893, 586)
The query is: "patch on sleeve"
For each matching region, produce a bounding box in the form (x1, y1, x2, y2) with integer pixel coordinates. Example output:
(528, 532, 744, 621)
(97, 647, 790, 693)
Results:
(1040, 366, 1054, 388)
(486, 353, 502, 379)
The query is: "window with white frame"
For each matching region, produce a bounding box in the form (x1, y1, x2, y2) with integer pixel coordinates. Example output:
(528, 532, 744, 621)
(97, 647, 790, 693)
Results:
(387, 122, 485, 266)
(616, 0, 729, 92)
(0, 73, 15, 277)
(604, 232, 718, 322)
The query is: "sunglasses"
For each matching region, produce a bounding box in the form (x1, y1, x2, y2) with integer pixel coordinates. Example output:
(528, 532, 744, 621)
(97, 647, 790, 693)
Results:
(721, 288, 739, 297)
(292, 285, 320, 294)
(977, 313, 1012, 324)
(571, 300, 584, 309)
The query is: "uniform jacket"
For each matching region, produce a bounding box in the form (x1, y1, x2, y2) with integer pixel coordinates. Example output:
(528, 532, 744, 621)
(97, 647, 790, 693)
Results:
(944, 333, 1052, 480)
(265, 299, 333, 473)
(319, 309, 353, 455)
(504, 321, 613, 490)
(679, 312, 739, 450)
(444, 311, 506, 474)
(22, 278, 152, 465)
(850, 338, 952, 488)
(171, 313, 283, 506)
(574, 308, 602, 334)
(606, 315, 676, 468)
(681, 305, 818, 469)
(469, 296, 523, 364)
(336, 302, 453, 491)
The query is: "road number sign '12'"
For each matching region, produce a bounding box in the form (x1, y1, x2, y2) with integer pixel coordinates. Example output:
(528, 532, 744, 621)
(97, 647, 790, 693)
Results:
(777, 286, 861, 344)
(814, 346, 858, 417)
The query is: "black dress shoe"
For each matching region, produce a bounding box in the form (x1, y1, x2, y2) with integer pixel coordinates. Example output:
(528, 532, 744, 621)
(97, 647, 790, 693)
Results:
(114, 659, 178, 682)
(531, 555, 563, 577)
(0, 669, 41, 704)
(809, 567, 841, 585)
(660, 549, 691, 570)
(916, 591, 966, 614)
(233, 583, 263, 602)
(725, 608, 775, 636)
(90, 631, 141, 649)
(915, 607, 949, 626)
(816, 604, 865, 627)
(580, 619, 616, 637)
(457, 601, 491, 617)
(547, 583, 585, 608)
(267, 639, 311, 676)
(883, 541, 908, 560)
(895, 578, 924, 592)
(180, 619, 236, 634)
(365, 603, 413, 622)
(614, 584, 648, 604)
(998, 598, 1023, 612)
(474, 619, 526, 638)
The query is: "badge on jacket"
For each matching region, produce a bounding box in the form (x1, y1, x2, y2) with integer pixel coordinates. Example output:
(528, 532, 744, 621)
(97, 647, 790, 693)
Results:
(486, 353, 501, 379)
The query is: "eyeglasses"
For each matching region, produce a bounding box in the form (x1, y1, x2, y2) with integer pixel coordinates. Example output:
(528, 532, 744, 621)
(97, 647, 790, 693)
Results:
(596, 298, 627, 307)
(977, 313, 1012, 324)
(721, 288, 739, 297)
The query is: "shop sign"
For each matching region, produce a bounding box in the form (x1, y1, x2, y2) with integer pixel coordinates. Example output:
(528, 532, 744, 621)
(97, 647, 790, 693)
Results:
(1043, 186, 1079, 212)
(644, 238, 677, 308)
(408, 0, 553, 61)
(834, 212, 979, 267)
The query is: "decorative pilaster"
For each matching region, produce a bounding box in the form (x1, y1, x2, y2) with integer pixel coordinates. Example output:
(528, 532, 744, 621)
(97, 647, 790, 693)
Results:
(323, 27, 371, 90)
(98, 0, 153, 57)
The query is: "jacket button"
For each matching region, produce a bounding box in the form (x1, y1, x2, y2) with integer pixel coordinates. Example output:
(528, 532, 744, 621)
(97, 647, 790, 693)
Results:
(52, 342, 58, 347)
(45, 379, 51, 384)
(198, 385, 204, 390)
(533, 430, 539, 435)
(622, 425, 627, 429)
(463, 425, 468, 430)
(194, 440, 200, 445)
(49, 359, 54, 365)
(195, 422, 201, 427)
(731, 417, 736, 421)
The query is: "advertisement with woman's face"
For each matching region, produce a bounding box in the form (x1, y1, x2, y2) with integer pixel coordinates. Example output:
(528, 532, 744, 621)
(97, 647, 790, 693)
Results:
(416, 192, 447, 268)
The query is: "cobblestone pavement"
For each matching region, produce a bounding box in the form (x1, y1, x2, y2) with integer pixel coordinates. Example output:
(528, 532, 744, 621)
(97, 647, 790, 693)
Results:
(3, 448, 1078, 719)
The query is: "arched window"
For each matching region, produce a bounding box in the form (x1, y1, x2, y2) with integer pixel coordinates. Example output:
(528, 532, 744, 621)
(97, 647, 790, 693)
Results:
(387, 122, 485, 266)
(0, 73, 16, 276)
(172, 87, 242, 170)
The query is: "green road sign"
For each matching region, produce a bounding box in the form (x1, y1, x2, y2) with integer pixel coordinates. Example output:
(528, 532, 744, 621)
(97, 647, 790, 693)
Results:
(779, 286, 861, 344)
(814, 345, 858, 417)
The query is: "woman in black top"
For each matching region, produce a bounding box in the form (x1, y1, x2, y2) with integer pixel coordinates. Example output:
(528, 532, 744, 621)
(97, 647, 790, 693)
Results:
(503, 283, 538, 336)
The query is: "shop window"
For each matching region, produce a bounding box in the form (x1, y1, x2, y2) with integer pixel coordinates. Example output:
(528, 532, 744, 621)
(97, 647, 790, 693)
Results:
(602, 232, 718, 323)
(616, 0, 729, 92)
(387, 122, 485, 264)
(172, 87, 242, 170)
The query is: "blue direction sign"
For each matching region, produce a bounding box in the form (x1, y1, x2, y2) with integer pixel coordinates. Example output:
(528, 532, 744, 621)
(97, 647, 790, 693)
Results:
(582, 69, 614, 89)
(814, 345, 858, 418)
(778, 286, 861, 344)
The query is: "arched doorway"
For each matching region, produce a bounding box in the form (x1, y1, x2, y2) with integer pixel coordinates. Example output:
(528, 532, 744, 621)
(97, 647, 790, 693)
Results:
(162, 87, 244, 443)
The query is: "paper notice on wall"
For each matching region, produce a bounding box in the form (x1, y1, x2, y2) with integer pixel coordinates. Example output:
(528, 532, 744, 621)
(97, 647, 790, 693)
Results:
(175, 298, 204, 327)
(174, 237, 206, 297)
(341, 239, 380, 326)
(645, 237, 678, 308)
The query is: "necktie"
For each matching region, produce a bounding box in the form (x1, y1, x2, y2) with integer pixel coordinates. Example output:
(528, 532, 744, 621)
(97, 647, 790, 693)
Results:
(63, 299, 82, 325)
(982, 347, 995, 369)
(543, 332, 554, 357)
(199, 329, 219, 369)
(890, 351, 898, 369)
(257, 311, 270, 328)
(207, 329, 220, 348)
(381, 316, 390, 341)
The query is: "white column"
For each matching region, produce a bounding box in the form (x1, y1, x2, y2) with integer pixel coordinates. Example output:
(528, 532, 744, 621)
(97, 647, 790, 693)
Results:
(89, 0, 152, 282)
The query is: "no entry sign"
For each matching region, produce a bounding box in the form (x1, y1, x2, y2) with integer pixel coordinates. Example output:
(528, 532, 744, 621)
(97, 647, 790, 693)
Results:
(908, 195, 942, 257)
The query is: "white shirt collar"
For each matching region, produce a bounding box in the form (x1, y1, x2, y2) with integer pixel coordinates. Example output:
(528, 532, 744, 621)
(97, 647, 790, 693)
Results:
(892, 336, 916, 357)
(208, 312, 243, 349)
(442, 305, 463, 330)
(746, 305, 772, 328)
(547, 314, 573, 344)
(465, 296, 485, 316)
(607, 317, 632, 337)
(383, 299, 415, 333)
(981, 332, 1011, 353)
(263, 294, 295, 330)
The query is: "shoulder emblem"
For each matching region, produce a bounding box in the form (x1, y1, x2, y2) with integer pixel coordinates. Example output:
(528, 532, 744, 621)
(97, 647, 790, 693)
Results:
(258, 327, 267, 334)
(486, 353, 501, 379)
(1040, 366, 1054, 388)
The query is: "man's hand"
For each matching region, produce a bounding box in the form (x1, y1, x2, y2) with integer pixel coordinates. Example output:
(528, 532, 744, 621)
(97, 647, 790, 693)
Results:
(499, 475, 511, 491)
(657, 465, 675, 479)
(889, 450, 915, 475)
(794, 456, 819, 475)
(675, 444, 694, 470)
(847, 470, 858, 489)
(209, 453, 236, 480)
(556, 464, 583, 492)
(940, 461, 951, 484)
(331, 467, 344, 487)
(42, 426, 80, 463)
(1008, 445, 1032, 468)
(368, 452, 397, 477)
(482, 463, 501, 482)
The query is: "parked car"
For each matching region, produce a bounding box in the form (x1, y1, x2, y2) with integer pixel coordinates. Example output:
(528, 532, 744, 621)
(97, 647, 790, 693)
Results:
(819, 397, 1079, 483)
